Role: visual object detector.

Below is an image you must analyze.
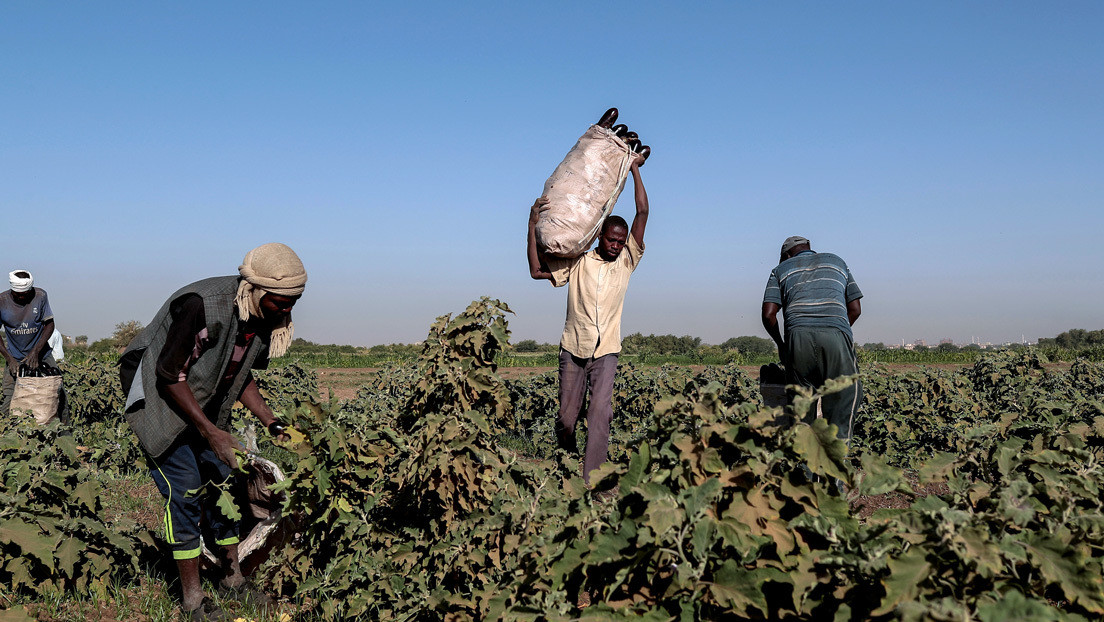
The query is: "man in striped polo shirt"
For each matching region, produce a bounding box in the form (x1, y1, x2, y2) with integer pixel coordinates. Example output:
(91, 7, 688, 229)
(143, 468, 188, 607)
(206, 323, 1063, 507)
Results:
(762, 236, 863, 442)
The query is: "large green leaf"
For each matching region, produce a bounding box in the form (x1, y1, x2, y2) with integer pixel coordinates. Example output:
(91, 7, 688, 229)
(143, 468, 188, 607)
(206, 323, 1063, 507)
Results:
(854, 453, 911, 496)
(976, 590, 1064, 622)
(709, 559, 770, 615)
(1022, 533, 1104, 613)
(55, 536, 81, 578)
(620, 443, 650, 492)
(873, 549, 931, 615)
(792, 419, 849, 482)
(0, 520, 54, 564)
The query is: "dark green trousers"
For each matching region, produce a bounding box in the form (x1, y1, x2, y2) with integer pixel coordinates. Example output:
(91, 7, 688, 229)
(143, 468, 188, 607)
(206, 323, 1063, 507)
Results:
(785, 327, 862, 443)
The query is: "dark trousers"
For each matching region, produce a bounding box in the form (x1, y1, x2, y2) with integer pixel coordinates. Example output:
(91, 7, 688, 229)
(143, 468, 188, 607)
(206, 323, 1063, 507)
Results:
(148, 432, 240, 560)
(557, 349, 618, 484)
(785, 327, 862, 443)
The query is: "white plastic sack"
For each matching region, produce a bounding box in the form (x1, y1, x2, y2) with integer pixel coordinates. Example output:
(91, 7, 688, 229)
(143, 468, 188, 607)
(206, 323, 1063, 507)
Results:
(201, 456, 286, 569)
(537, 125, 640, 258)
(11, 375, 63, 425)
(48, 331, 65, 362)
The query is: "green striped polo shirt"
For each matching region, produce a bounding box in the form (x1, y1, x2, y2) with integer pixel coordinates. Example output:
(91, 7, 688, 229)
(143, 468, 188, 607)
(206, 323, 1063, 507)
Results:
(763, 250, 862, 338)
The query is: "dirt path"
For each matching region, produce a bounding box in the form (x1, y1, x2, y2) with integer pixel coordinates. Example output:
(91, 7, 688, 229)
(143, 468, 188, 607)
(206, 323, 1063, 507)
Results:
(316, 366, 563, 400)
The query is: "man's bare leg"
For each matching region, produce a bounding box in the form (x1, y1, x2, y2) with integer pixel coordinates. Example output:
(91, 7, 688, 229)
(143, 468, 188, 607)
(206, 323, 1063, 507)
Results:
(219, 543, 244, 589)
(177, 557, 205, 611)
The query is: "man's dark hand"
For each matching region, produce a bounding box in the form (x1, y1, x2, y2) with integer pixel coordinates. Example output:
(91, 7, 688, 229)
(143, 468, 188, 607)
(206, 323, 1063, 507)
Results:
(267, 420, 291, 442)
(529, 197, 550, 224)
(204, 428, 243, 469)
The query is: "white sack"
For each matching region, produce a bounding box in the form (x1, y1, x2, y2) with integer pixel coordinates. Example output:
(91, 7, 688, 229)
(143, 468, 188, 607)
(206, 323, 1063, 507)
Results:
(537, 125, 641, 258)
(201, 456, 286, 568)
(11, 375, 63, 425)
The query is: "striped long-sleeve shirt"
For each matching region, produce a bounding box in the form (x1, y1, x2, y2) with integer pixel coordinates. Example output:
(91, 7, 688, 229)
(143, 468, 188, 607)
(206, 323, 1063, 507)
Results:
(763, 250, 862, 338)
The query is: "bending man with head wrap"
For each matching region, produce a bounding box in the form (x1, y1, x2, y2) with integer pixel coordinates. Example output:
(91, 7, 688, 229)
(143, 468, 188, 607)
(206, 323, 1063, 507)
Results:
(119, 243, 306, 621)
(0, 269, 68, 423)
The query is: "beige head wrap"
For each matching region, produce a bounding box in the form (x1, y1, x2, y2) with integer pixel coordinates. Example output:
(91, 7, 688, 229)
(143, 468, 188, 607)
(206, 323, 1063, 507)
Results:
(236, 243, 307, 358)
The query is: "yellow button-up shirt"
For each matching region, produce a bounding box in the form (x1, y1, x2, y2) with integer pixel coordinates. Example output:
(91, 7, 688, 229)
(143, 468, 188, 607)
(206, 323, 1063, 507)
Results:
(548, 235, 644, 359)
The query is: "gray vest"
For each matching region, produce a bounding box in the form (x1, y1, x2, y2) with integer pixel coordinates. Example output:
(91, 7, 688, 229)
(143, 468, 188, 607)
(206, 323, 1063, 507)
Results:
(120, 276, 269, 458)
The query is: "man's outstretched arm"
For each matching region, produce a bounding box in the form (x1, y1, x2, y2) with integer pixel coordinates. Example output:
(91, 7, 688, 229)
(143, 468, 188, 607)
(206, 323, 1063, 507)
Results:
(527, 197, 554, 281)
(628, 161, 649, 247)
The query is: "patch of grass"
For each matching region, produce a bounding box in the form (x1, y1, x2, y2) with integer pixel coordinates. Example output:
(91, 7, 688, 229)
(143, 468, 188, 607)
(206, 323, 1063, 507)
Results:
(4, 572, 316, 621)
(4, 575, 176, 622)
(97, 471, 163, 529)
(497, 431, 545, 458)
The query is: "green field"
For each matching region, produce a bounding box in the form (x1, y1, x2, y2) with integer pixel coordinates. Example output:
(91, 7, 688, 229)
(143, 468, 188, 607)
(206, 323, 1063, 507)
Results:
(5, 300, 1104, 620)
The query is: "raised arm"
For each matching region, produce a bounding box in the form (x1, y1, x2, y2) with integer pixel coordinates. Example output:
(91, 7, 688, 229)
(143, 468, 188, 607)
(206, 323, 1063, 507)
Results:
(628, 161, 649, 247)
(527, 197, 554, 281)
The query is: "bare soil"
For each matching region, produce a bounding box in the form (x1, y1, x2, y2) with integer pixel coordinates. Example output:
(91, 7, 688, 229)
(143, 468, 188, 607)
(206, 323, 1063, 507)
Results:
(851, 473, 951, 520)
(316, 366, 568, 400)
(315, 363, 997, 402)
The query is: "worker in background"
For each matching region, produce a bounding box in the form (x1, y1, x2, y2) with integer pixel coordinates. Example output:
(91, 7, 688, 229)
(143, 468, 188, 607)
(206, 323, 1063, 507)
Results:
(762, 236, 863, 443)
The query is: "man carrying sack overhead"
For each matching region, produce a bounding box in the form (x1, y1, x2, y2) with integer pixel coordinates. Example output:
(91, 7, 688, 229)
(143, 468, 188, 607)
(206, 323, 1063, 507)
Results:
(0, 269, 67, 424)
(527, 156, 649, 486)
(119, 243, 305, 621)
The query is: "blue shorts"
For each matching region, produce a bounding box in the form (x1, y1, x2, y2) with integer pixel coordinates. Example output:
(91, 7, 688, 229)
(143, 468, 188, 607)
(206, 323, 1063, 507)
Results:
(148, 432, 240, 560)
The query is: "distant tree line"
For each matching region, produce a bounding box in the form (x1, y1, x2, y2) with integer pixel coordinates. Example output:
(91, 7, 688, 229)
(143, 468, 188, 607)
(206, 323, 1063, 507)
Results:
(860, 342, 986, 353)
(1038, 328, 1104, 349)
(58, 324, 1104, 366)
(72, 325, 1100, 364)
(508, 334, 778, 357)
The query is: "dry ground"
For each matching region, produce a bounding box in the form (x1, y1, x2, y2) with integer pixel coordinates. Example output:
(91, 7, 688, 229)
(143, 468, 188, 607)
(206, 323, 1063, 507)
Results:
(316, 363, 991, 401)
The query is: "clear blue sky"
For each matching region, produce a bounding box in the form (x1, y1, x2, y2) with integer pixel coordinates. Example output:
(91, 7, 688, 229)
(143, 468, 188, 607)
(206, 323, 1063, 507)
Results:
(3, 3, 1101, 347)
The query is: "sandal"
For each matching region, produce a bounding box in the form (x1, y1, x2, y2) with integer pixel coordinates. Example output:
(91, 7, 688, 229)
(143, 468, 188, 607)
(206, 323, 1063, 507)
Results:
(218, 580, 274, 607)
(187, 597, 227, 622)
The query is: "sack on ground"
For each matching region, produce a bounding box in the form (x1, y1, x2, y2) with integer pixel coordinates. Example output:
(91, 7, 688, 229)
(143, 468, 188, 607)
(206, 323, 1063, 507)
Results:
(201, 456, 286, 569)
(537, 125, 640, 258)
(11, 374, 63, 425)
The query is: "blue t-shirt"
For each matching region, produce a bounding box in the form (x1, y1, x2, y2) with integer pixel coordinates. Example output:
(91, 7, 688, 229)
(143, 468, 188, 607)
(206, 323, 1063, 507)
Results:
(763, 251, 862, 338)
(0, 288, 54, 360)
